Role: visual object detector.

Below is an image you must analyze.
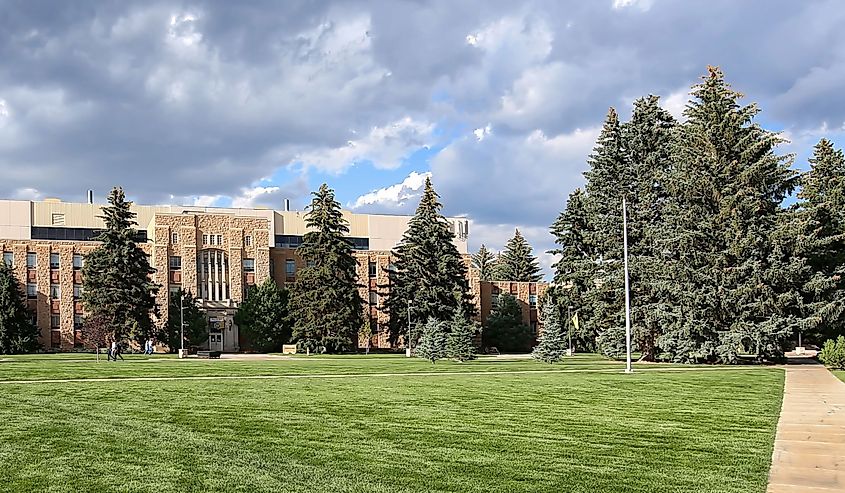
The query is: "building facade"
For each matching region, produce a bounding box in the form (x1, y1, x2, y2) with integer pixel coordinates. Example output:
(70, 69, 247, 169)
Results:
(0, 197, 545, 352)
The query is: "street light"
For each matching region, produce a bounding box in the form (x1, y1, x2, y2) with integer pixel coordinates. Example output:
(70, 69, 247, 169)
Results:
(622, 197, 633, 374)
(180, 293, 186, 356)
(406, 299, 413, 358)
(567, 305, 573, 355)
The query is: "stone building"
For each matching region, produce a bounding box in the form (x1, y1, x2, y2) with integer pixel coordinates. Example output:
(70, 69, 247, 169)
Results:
(0, 196, 546, 352)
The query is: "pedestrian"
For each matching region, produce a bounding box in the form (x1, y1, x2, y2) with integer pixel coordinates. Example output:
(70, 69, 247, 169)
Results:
(107, 338, 115, 362)
(115, 340, 124, 361)
(109, 339, 117, 362)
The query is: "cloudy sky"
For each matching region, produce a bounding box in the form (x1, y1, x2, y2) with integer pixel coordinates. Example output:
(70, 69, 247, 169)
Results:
(2, 0, 845, 276)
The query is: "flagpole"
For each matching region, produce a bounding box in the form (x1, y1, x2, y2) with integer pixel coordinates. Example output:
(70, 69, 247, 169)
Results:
(623, 197, 633, 374)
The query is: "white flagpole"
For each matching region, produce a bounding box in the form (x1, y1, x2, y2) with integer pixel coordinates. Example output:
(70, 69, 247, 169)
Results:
(623, 197, 633, 374)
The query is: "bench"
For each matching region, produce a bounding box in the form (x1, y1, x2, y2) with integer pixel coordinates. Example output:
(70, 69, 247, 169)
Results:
(196, 350, 222, 359)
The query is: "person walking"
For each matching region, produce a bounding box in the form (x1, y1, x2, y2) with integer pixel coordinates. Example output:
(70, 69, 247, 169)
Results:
(114, 340, 124, 361)
(107, 338, 115, 362)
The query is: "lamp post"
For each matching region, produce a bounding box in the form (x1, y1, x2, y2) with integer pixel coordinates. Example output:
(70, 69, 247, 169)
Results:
(567, 305, 573, 355)
(180, 293, 185, 354)
(623, 197, 633, 374)
(406, 299, 412, 358)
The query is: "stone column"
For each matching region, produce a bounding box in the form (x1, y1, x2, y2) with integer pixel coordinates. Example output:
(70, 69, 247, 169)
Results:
(59, 246, 74, 350)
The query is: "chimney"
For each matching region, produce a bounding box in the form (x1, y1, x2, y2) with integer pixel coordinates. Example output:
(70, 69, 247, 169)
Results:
(284, 198, 290, 211)
(87, 190, 94, 204)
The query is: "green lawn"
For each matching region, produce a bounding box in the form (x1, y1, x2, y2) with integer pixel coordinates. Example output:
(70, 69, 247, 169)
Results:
(0, 355, 783, 492)
(833, 370, 845, 384)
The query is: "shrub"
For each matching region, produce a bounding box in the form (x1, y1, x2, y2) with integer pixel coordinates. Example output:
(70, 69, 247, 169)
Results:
(819, 336, 845, 370)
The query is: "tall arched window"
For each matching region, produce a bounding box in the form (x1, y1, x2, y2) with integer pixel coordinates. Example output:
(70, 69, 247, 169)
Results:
(198, 249, 230, 301)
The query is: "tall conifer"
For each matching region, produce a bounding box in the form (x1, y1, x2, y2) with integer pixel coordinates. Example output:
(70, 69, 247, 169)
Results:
(661, 67, 797, 362)
(494, 229, 542, 282)
(0, 263, 39, 354)
(289, 184, 362, 352)
(471, 244, 497, 281)
(82, 187, 159, 343)
(383, 178, 474, 345)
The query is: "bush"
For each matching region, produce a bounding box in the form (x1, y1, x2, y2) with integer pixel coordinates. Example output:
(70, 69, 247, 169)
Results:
(819, 336, 845, 370)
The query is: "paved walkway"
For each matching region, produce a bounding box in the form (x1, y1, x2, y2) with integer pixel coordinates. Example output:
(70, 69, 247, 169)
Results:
(768, 365, 845, 492)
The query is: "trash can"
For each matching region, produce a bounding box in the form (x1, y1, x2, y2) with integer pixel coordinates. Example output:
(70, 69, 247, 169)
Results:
(178, 349, 190, 359)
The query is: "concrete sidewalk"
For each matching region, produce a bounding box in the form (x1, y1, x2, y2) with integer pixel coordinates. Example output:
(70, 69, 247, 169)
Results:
(768, 365, 845, 492)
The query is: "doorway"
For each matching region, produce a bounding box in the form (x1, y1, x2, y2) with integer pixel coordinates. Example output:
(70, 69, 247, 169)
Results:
(209, 332, 223, 352)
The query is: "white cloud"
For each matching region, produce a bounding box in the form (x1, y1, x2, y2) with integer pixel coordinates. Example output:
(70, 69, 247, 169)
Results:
(468, 222, 556, 280)
(0, 99, 9, 118)
(350, 171, 431, 212)
(473, 124, 492, 141)
(661, 87, 688, 121)
(612, 0, 654, 11)
(295, 117, 435, 173)
(190, 195, 221, 207)
(12, 188, 42, 200)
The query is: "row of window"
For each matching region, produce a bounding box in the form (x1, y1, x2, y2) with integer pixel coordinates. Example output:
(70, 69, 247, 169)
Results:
(172, 233, 253, 246)
(31, 226, 147, 243)
(3, 252, 85, 269)
(48, 314, 84, 329)
(274, 235, 370, 250)
(169, 256, 264, 274)
(490, 293, 538, 307)
(25, 284, 84, 299)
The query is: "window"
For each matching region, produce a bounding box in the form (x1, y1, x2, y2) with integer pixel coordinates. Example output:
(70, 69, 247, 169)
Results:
(369, 291, 378, 305)
(529, 294, 537, 308)
(211, 234, 222, 246)
(26, 253, 36, 268)
(74, 314, 83, 329)
(202, 234, 209, 245)
(73, 285, 83, 299)
(73, 254, 83, 269)
(50, 253, 60, 269)
(2, 252, 12, 268)
(51, 213, 65, 226)
(197, 250, 230, 301)
(368, 261, 377, 278)
(243, 258, 255, 273)
(50, 285, 61, 299)
(530, 321, 538, 336)
(491, 293, 499, 308)
(169, 256, 182, 270)
(285, 259, 296, 276)
(245, 235, 253, 247)
(27, 283, 37, 299)
(269, 259, 275, 277)
(169, 285, 181, 297)
(50, 315, 60, 328)
(172, 232, 179, 244)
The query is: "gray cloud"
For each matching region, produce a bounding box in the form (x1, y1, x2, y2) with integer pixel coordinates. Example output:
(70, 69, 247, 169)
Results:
(2, 0, 845, 274)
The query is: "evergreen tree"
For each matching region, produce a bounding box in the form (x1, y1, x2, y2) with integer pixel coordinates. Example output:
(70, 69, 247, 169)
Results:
(532, 300, 566, 363)
(471, 244, 497, 281)
(446, 304, 477, 362)
(82, 187, 159, 344)
(661, 66, 797, 363)
(549, 189, 598, 352)
(582, 108, 631, 356)
(159, 289, 208, 352)
(494, 229, 542, 282)
(0, 263, 39, 354)
(383, 177, 474, 345)
(622, 95, 678, 361)
(796, 139, 845, 342)
(415, 317, 447, 363)
(234, 278, 290, 352)
(289, 184, 362, 352)
(483, 293, 531, 352)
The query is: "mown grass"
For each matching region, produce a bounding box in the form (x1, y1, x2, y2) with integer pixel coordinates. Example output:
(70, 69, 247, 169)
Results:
(0, 355, 782, 493)
(0, 353, 631, 382)
(833, 369, 845, 384)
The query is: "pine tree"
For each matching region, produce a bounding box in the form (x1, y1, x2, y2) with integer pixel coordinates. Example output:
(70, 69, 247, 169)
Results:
(532, 300, 566, 363)
(471, 244, 497, 281)
(0, 262, 39, 354)
(288, 184, 362, 353)
(82, 187, 159, 344)
(446, 303, 477, 361)
(415, 317, 447, 363)
(582, 108, 631, 356)
(661, 67, 797, 363)
(494, 229, 542, 282)
(234, 278, 290, 352)
(383, 177, 474, 345)
(483, 293, 531, 352)
(549, 189, 598, 352)
(622, 95, 678, 361)
(159, 289, 208, 352)
(796, 139, 845, 341)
